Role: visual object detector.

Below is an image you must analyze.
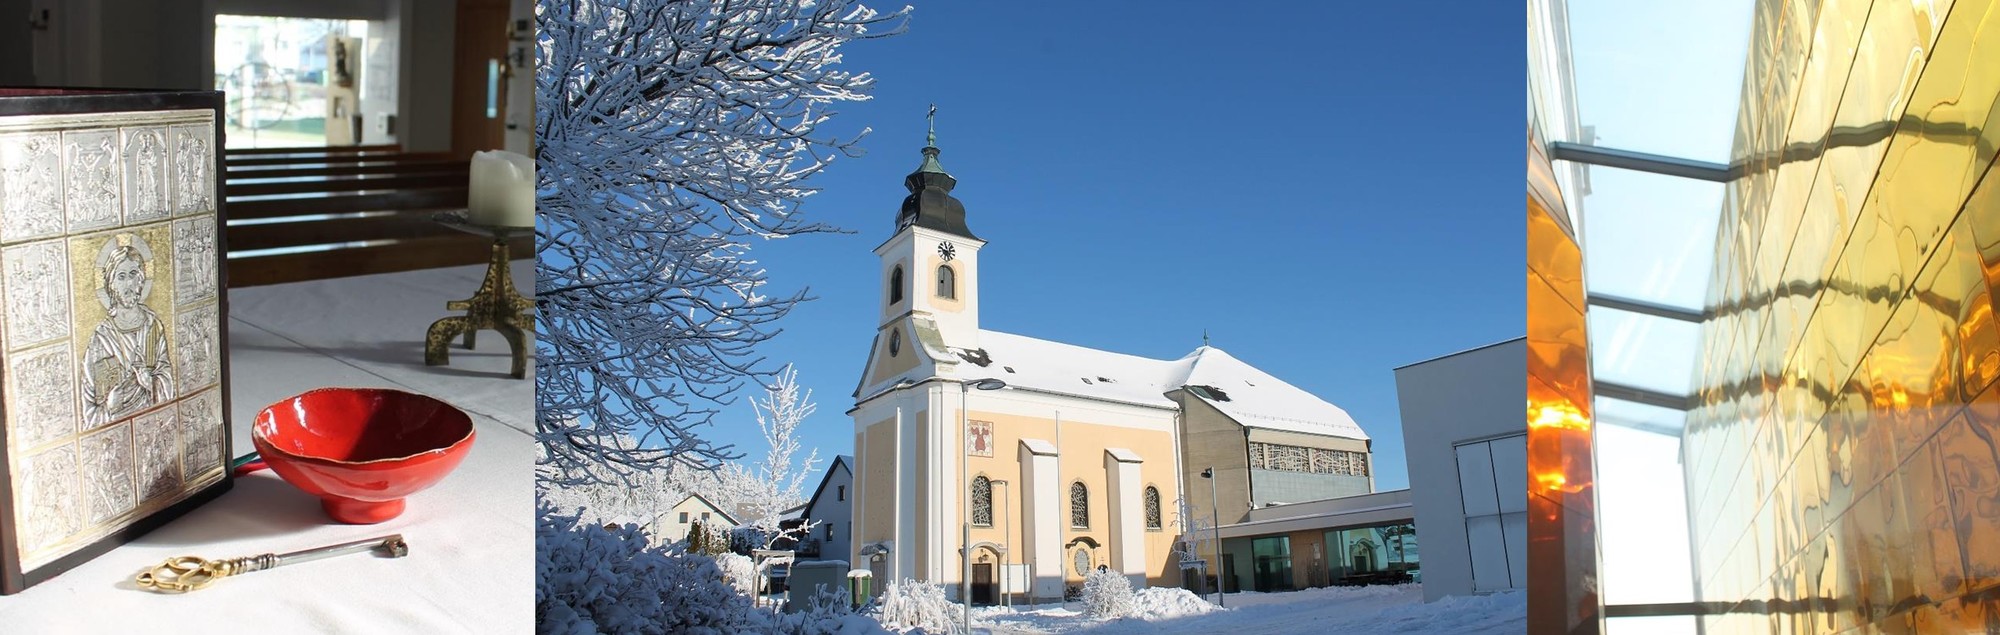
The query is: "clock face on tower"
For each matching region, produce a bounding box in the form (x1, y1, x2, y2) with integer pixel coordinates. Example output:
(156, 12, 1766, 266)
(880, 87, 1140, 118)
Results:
(938, 241, 956, 261)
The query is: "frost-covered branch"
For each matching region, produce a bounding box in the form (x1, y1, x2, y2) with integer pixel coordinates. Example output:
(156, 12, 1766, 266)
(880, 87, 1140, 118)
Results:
(535, 0, 907, 486)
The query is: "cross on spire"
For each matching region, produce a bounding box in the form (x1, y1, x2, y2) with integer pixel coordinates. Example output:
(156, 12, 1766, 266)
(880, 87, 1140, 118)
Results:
(927, 103, 938, 147)
(1203, 329, 1210, 347)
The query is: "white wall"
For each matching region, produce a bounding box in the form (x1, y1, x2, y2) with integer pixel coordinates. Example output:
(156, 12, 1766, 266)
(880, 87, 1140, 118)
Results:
(804, 461, 854, 565)
(1392, 338, 1527, 602)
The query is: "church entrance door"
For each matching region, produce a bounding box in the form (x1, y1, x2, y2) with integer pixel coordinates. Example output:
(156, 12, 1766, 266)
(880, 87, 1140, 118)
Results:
(971, 563, 996, 605)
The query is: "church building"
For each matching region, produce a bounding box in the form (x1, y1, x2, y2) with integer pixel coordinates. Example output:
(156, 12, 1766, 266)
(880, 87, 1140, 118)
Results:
(848, 127, 1372, 603)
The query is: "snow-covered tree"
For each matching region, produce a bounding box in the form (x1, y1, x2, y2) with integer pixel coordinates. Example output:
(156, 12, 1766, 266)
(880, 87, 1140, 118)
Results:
(720, 365, 823, 535)
(537, 432, 690, 527)
(535, 0, 908, 486)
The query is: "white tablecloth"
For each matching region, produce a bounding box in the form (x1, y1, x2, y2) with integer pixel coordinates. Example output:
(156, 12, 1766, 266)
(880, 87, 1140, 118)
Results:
(0, 262, 535, 633)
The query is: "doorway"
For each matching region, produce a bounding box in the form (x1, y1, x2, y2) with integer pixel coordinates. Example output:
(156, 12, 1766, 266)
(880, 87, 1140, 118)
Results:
(972, 563, 995, 605)
(450, 0, 511, 156)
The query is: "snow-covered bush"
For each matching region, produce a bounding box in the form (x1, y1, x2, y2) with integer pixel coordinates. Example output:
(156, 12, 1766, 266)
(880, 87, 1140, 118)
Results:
(1081, 569, 1137, 619)
(716, 552, 761, 596)
(875, 578, 962, 634)
(1128, 586, 1218, 621)
(536, 504, 760, 633)
(769, 586, 878, 635)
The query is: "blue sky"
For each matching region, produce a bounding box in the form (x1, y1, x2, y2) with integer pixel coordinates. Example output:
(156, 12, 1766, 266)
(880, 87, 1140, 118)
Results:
(696, 1, 1524, 493)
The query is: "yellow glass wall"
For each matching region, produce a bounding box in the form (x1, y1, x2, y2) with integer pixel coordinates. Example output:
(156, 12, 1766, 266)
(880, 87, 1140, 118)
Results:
(1529, 126, 1603, 635)
(1684, 1, 2000, 632)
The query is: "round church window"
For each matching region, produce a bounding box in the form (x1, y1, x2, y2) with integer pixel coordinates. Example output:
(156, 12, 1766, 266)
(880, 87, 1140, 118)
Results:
(1073, 549, 1091, 577)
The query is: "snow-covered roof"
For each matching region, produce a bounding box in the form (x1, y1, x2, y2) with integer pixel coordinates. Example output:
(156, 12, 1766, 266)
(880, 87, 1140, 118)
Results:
(1019, 438, 1059, 456)
(1172, 346, 1369, 440)
(959, 330, 1368, 441)
(802, 455, 854, 519)
(675, 493, 740, 525)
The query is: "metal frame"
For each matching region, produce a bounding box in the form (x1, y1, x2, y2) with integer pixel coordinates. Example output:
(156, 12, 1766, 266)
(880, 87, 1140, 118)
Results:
(1548, 141, 1730, 182)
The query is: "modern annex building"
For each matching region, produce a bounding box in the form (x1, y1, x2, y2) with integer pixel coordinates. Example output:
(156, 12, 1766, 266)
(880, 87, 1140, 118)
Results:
(1530, 0, 2000, 633)
(1395, 338, 1528, 602)
(847, 133, 1374, 604)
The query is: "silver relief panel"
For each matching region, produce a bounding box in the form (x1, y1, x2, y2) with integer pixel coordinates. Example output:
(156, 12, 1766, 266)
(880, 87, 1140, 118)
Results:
(123, 127, 171, 224)
(168, 125, 212, 216)
(178, 388, 224, 480)
(79, 423, 135, 525)
(6, 342, 77, 450)
(62, 130, 121, 233)
(132, 407, 180, 501)
(18, 445, 80, 555)
(2, 108, 220, 573)
(3, 239, 72, 350)
(174, 303, 219, 392)
(171, 215, 216, 305)
(0, 132, 64, 243)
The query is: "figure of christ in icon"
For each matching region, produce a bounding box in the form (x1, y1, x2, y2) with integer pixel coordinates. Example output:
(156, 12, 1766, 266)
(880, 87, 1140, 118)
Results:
(80, 233, 175, 426)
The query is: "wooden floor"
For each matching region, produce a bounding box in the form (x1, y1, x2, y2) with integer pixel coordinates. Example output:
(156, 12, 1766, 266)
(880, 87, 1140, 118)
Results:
(223, 144, 533, 287)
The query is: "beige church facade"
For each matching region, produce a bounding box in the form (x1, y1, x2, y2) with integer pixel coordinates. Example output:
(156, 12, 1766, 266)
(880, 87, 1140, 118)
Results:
(849, 133, 1371, 603)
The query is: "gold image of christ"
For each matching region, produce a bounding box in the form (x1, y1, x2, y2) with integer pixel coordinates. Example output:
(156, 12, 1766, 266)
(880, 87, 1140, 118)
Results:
(79, 232, 174, 426)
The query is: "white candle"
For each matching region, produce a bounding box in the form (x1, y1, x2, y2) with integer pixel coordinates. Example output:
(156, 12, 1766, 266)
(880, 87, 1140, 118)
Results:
(468, 150, 535, 227)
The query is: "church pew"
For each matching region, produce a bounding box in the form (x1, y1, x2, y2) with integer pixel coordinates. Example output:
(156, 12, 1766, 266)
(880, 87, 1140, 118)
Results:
(223, 143, 401, 156)
(221, 146, 527, 287)
(226, 159, 466, 179)
(225, 151, 452, 167)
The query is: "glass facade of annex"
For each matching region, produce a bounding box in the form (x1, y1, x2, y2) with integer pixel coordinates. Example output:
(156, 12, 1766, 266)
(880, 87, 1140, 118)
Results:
(1531, 0, 2000, 633)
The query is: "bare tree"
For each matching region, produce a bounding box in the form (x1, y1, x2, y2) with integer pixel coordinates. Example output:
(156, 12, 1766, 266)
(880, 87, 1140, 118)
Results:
(1170, 498, 1217, 591)
(534, 0, 907, 486)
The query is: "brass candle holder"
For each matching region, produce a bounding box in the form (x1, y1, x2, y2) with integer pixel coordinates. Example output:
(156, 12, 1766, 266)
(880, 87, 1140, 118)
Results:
(425, 210, 533, 379)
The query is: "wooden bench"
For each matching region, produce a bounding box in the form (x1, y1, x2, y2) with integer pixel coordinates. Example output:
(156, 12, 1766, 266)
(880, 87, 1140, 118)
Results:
(223, 145, 531, 288)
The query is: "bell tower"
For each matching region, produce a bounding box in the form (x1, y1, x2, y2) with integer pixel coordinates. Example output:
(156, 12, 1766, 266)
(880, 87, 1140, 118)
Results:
(872, 106, 983, 357)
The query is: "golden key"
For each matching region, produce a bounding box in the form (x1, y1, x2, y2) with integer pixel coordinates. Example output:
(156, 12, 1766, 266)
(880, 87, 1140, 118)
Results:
(135, 534, 408, 593)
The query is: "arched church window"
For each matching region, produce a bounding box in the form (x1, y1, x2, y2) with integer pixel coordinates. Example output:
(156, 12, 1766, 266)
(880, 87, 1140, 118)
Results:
(971, 476, 993, 527)
(937, 265, 956, 299)
(1144, 486, 1161, 529)
(1070, 482, 1089, 528)
(889, 266, 904, 305)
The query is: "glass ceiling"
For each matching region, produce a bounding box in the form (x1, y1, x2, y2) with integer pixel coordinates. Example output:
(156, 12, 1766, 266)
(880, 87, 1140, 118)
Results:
(1564, 0, 1753, 403)
(1587, 290, 1705, 397)
(1579, 167, 1724, 311)
(1550, 0, 1757, 623)
(1567, 0, 1753, 164)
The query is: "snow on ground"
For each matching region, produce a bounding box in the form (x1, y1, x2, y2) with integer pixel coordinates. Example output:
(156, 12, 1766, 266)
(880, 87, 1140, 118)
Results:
(968, 584, 1524, 635)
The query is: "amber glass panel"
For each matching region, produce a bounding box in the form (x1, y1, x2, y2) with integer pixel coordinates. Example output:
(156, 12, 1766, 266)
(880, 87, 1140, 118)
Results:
(1684, 1, 2000, 632)
(1529, 139, 1601, 634)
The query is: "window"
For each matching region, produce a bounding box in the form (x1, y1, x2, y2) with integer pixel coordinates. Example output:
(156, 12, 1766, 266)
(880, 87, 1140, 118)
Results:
(1248, 442, 1369, 476)
(889, 266, 904, 304)
(838, 485, 845, 501)
(702, 512, 711, 521)
(889, 329, 901, 357)
(971, 476, 993, 527)
(680, 511, 689, 523)
(1070, 482, 1089, 528)
(825, 524, 834, 540)
(1144, 486, 1162, 530)
(937, 265, 956, 299)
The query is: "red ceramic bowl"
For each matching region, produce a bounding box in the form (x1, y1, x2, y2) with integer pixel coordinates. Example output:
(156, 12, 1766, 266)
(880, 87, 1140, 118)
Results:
(251, 388, 476, 524)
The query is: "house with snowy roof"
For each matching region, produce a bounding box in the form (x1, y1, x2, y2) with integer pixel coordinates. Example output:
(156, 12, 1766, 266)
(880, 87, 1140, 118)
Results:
(847, 128, 1373, 604)
(662, 493, 738, 544)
